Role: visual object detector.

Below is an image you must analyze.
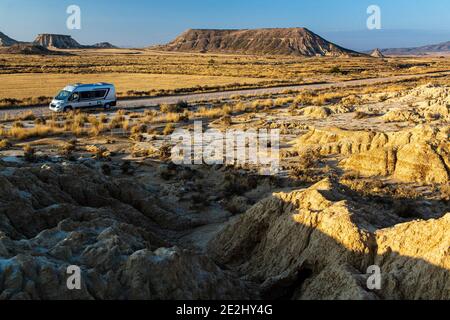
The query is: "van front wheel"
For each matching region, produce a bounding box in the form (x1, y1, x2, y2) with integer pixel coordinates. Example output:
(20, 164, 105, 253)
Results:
(104, 103, 111, 110)
(63, 106, 73, 112)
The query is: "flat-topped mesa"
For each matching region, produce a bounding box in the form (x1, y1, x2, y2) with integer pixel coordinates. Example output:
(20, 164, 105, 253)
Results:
(33, 34, 83, 49)
(154, 27, 362, 57)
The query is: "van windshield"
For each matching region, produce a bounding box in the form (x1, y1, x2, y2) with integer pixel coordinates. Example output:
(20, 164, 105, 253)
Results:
(55, 90, 71, 101)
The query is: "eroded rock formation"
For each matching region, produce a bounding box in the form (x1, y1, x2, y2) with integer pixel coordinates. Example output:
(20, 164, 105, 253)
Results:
(208, 178, 450, 300)
(0, 162, 253, 300)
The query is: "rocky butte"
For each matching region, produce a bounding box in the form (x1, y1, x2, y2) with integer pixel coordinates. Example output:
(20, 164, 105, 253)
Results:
(154, 28, 362, 57)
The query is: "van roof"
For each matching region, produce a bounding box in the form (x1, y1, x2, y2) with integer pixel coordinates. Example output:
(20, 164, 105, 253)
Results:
(63, 83, 114, 92)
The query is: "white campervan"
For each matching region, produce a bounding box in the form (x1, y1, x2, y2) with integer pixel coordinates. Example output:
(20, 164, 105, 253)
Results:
(49, 83, 117, 112)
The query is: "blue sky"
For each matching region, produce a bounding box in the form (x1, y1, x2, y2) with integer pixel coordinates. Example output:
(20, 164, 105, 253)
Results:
(0, 0, 449, 50)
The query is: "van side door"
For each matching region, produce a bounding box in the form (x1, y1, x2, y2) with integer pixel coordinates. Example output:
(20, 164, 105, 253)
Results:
(79, 91, 94, 108)
(68, 91, 81, 109)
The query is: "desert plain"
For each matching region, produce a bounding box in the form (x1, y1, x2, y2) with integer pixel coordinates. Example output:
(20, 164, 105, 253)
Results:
(0, 40, 449, 300)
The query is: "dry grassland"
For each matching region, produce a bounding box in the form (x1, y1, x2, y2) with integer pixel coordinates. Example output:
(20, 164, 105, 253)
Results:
(1, 48, 449, 106)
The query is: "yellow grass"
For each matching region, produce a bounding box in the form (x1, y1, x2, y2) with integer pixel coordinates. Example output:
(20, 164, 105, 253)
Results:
(2, 49, 449, 107)
(0, 73, 268, 100)
(2, 124, 61, 140)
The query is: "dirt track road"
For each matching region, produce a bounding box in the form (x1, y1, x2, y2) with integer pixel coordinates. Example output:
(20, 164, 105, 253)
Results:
(1, 71, 449, 117)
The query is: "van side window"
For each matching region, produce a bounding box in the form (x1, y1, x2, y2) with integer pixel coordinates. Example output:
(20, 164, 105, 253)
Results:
(80, 91, 93, 100)
(94, 90, 107, 98)
(70, 92, 79, 101)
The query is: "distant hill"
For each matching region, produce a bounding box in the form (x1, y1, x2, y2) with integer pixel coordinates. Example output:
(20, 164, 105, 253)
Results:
(91, 42, 117, 49)
(153, 28, 362, 57)
(33, 34, 117, 49)
(370, 48, 385, 58)
(380, 41, 450, 55)
(0, 43, 73, 55)
(1, 31, 118, 52)
(33, 34, 83, 49)
(0, 31, 19, 46)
